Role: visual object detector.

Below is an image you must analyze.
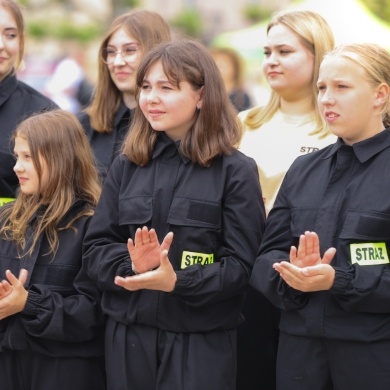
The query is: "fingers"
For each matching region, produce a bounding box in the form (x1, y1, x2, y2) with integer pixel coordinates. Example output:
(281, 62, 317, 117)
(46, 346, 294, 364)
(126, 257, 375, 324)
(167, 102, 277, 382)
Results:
(18, 269, 28, 285)
(5, 270, 18, 285)
(289, 246, 297, 260)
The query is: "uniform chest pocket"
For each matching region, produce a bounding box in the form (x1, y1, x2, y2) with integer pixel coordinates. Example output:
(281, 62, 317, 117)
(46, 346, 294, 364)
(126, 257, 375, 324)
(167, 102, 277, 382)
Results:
(339, 210, 390, 240)
(168, 197, 221, 229)
(118, 196, 153, 226)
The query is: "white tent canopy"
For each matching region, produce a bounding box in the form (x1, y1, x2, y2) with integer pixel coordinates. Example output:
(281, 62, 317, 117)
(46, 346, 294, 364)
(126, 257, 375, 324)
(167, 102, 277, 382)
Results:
(212, 0, 390, 63)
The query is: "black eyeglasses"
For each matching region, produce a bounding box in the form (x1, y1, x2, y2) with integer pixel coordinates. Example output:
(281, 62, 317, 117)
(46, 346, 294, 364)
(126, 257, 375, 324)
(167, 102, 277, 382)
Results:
(101, 44, 140, 64)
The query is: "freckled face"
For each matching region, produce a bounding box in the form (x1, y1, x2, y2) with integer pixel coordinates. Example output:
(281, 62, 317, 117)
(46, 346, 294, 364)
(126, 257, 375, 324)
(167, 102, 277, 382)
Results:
(0, 6, 20, 81)
(139, 61, 203, 141)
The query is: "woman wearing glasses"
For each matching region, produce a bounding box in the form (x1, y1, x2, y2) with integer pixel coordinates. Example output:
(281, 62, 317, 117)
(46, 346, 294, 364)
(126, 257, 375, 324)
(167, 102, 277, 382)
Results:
(78, 10, 172, 183)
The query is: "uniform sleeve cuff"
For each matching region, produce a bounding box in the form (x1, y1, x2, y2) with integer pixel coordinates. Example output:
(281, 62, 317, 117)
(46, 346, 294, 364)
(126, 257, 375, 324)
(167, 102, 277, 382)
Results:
(330, 267, 351, 294)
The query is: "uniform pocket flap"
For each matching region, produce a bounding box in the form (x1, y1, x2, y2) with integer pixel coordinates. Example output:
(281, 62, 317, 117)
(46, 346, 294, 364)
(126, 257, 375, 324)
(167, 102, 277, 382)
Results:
(118, 196, 153, 225)
(168, 197, 221, 228)
(340, 210, 390, 240)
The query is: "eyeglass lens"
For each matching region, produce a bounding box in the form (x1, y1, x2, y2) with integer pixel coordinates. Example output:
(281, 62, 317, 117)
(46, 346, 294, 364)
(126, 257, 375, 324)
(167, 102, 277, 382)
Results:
(103, 44, 139, 64)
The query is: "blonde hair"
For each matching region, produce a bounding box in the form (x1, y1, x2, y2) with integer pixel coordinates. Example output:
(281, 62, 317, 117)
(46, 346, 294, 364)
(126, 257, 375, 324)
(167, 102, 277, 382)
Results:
(123, 39, 241, 167)
(85, 9, 172, 133)
(0, 110, 101, 257)
(324, 43, 390, 127)
(244, 10, 335, 137)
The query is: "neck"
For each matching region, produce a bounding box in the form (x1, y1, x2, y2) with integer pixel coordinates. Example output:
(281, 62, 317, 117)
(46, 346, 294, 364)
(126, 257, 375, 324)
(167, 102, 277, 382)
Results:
(122, 92, 137, 109)
(279, 94, 314, 116)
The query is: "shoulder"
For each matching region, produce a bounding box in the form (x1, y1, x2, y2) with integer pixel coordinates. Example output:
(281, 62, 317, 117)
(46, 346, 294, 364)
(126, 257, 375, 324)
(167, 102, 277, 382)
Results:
(15, 80, 58, 109)
(288, 143, 334, 172)
(219, 149, 258, 175)
(76, 111, 93, 133)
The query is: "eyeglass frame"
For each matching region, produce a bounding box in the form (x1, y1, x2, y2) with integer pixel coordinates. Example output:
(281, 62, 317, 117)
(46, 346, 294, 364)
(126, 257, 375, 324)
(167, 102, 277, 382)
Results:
(101, 43, 141, 65)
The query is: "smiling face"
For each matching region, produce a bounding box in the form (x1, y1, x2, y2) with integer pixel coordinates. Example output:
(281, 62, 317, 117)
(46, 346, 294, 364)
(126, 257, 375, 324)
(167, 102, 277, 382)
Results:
(106, 27, 141, 107)
(317, 55, 387, 145)
(13, 136, 49, 196)
(262, 24, 314, 101)
(0, 5, 20, 81)
(139, 60, 203, 141)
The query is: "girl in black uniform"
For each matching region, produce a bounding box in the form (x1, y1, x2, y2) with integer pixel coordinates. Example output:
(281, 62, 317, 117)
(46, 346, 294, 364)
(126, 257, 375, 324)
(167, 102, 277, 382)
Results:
(0, 0, 57, 201)
(0, 110, 106, 390)
(250, 43, 390, 390)
(78, 10, 171, 183)
(83, 39, 266, 390)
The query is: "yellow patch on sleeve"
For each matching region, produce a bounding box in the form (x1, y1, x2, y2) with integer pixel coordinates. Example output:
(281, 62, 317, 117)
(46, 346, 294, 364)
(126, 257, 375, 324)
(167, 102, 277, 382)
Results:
(0, 198, 14, 207)
(181, 251, 214, 269)
(350, 242, 389, 265)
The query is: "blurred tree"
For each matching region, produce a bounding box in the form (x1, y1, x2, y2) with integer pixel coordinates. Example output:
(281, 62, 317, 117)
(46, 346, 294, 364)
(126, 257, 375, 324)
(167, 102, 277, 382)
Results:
(171, 8, 203, 38)
(111, 0, 142, 16)
(242, 4, 273, 23)
(361, 0, 390, 23)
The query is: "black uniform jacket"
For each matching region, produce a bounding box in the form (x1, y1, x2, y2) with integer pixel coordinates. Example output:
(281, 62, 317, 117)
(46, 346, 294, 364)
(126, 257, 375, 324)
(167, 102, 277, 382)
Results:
(250, 128, 390, 342)
(78, 103, 132, 183)
(0, 201, 105, 358)
(0, 74, 58, 198)
(83, 133, 265, 333)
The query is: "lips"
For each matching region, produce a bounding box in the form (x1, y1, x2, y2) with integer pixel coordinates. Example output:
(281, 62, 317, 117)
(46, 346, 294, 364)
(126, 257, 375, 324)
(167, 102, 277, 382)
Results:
(17, 177, 28, 183)
(148, 110, 165, 118)
(324, 111, 339, 122)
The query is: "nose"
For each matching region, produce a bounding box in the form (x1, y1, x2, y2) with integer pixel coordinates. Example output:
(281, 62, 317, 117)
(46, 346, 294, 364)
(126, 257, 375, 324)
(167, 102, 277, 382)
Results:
(320, 90, 334, 105)
(113, 52, 126, 66)
(13, 159, 23, 173)
(266, 52, 279, 66)
(146, 88, 159, 103)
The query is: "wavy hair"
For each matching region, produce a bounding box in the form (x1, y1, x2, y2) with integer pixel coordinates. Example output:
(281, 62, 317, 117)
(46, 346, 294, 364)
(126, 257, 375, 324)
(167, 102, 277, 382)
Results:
(0, 110, 101, 257)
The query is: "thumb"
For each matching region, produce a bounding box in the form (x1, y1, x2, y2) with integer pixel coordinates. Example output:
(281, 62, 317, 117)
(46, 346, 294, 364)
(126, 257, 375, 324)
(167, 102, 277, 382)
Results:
(161, 232, 174, 252)
(302, 264, 324, 277)
(18, 269, 28, 286)
(322, 247, 336, 265)
(160, 249, 170, 266)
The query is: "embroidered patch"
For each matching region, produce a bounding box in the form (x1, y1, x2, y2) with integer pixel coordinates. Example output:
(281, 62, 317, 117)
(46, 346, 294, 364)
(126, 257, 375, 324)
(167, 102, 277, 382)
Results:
(350, 243, 389, 265)
(181, 251, 214, 269)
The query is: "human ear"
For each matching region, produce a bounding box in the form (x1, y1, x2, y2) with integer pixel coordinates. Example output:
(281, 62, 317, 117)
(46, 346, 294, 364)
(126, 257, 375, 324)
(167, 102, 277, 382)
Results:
(373, 83, 390, 107)
(196, 86, 204, 109)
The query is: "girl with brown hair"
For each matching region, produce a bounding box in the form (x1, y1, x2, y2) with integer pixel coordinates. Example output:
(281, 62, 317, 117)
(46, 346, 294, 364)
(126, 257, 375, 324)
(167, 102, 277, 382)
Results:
(0, 109, 105, 390)
(78, 9, 172, 183)
(83, 38, 266, 389)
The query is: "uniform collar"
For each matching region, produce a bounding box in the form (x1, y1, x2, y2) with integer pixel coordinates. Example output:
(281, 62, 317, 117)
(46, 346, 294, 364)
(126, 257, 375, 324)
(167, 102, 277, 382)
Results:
(322, 127, 390, 163)
(152, 133, 190, 164)
(114, 101, 132, 127)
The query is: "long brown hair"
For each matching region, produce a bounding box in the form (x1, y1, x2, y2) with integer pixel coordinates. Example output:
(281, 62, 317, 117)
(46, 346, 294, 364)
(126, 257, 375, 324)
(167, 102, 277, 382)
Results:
(244, 10, 335, 137)
(122, 39, 242, 167)
(0, 110, 101, 257)
(85, 9, 172, 133)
